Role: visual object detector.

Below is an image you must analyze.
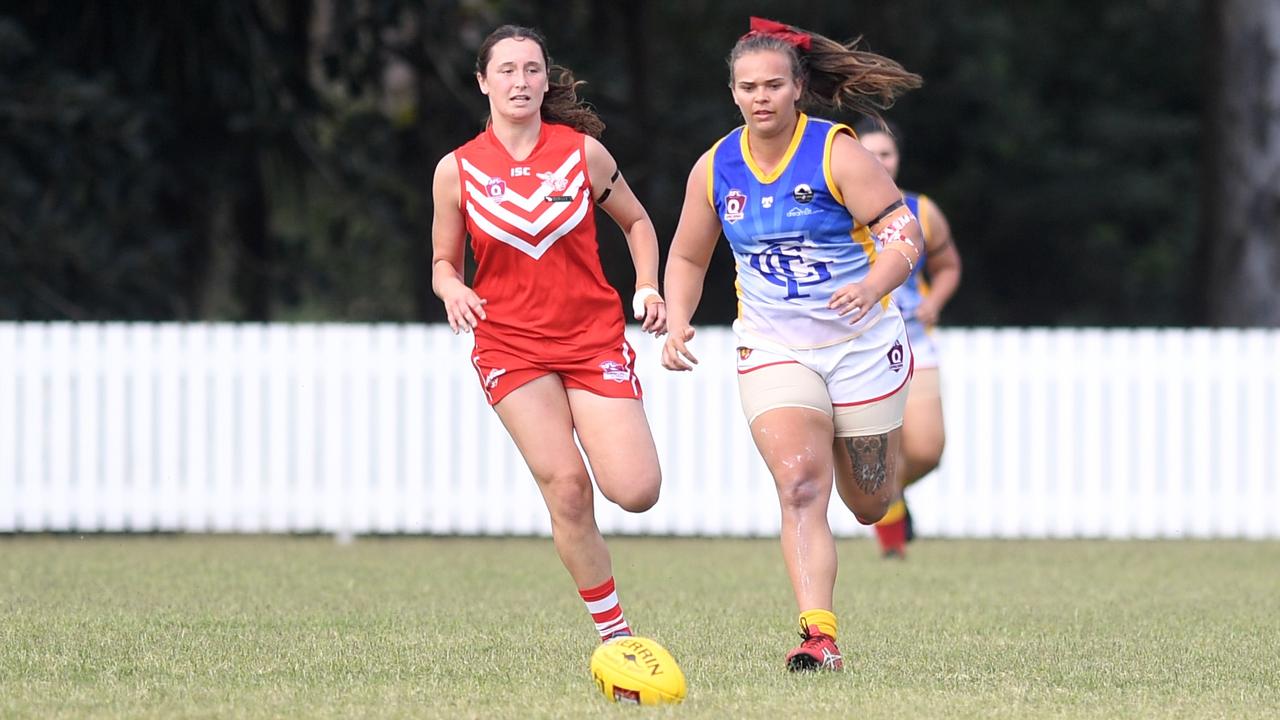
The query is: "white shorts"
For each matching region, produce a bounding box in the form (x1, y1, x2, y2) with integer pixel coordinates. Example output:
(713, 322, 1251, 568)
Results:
(735, 319, 914, 437)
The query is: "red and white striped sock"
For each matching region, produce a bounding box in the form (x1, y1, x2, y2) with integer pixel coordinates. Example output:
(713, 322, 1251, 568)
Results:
(578, 576, 631, 642)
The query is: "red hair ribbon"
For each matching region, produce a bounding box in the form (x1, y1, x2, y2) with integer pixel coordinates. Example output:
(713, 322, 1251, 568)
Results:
(744, 16, 812, 51)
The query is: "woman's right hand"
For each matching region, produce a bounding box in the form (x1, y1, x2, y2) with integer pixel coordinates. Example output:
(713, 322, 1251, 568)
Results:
(441, 284, 488, 334)
(661, 326, 699, 371)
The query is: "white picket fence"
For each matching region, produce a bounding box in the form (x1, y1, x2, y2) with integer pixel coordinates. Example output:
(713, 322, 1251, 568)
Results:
(0, 323, 1276, 538)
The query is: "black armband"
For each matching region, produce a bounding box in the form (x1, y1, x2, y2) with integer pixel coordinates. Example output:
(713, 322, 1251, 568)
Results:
(867, 198, 905, 226)
(595, 168, 623, 204)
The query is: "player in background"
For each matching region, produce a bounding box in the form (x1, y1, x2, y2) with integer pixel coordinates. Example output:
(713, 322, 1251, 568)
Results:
(855, 118, 963, 558)
(431, 25, 667, 644)
(661, 18, 923, 671)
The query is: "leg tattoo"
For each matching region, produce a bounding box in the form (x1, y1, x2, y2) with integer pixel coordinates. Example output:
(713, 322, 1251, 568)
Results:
(844, 434, 888, 495)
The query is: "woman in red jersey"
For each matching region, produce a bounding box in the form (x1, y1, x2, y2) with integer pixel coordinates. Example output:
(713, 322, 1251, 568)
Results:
(431, 25, 666, 644)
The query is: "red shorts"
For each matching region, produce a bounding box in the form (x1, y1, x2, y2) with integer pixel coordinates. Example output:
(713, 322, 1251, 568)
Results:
(470, 341, 644, 406)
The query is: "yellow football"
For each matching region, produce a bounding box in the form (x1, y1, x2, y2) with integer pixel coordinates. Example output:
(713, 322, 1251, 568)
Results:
(590, 635, 687, 705)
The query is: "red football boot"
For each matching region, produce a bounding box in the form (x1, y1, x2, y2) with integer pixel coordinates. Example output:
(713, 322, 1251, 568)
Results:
(785, 621, 843, 671)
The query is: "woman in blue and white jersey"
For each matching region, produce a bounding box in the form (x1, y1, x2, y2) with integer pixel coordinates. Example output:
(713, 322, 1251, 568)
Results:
(660, 17, 924, 672)
(856, 119, 963, 559)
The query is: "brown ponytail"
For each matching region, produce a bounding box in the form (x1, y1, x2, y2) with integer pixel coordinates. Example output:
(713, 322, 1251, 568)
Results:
(729, 20, 922, 123)
(475, 25, 605, 138)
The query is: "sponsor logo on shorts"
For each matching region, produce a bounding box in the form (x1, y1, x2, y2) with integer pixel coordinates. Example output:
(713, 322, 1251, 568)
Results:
(738, 347, 753, 361)
(483, 367, 507, 389)
(887, 340, 905, 372)
(600, 360, 631, 383)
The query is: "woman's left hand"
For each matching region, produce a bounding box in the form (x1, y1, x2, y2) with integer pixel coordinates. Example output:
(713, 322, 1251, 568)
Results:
(914, 298, 940, 326)
(828, 282, 879, 325)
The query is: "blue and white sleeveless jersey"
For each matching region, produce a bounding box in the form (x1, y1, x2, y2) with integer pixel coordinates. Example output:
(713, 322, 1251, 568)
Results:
(708, 113, 900, 350)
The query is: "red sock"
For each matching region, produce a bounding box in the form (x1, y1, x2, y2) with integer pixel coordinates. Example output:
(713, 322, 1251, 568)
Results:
(875, 517, 908, 556)
(579, 576, 631, 641)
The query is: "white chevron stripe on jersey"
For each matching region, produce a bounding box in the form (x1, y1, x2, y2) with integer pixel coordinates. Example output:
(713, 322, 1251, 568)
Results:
(465, 192, 591, 260)
(464, 171, 587, 235)
(460, 151, 582, 213)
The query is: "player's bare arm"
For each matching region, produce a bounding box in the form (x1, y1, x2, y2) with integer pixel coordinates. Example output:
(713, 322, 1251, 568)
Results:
(431, 153, 487, 334)
(916, 195, 961, 326)
(826, 133, 924, 323)
(661, 151, 722, 371)
(585, 136, 666, 335)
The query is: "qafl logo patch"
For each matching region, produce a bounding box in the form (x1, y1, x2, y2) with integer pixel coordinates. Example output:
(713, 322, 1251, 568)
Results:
(723, 189, 747, 224)
(792, 183, 814, 204)
(886, 340, 905, 373)
(485, 178, 507, 202)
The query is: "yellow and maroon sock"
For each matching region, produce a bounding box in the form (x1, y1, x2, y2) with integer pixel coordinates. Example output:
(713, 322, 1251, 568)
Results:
(579, 576, 631, 642)
(875, 499, 908, 556)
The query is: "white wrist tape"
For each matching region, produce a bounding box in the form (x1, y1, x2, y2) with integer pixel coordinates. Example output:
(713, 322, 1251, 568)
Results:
(632, 287, 661, 319)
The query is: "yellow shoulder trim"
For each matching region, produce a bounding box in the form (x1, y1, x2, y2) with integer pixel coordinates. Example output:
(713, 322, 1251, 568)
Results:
(915, 193, 932, 244)
(824, 123, 854, 206)
(741, 113, 808, 185)
(706, 135, 729, 210)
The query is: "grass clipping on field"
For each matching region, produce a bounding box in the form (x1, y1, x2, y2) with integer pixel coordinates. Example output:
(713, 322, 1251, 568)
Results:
(2, 536, 1278, 719)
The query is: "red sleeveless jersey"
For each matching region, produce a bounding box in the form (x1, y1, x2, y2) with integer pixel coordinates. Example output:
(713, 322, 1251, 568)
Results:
(454, 123, 625, 362)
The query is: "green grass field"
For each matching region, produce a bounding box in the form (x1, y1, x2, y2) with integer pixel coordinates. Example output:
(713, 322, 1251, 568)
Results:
(2, 535, 1278, 719)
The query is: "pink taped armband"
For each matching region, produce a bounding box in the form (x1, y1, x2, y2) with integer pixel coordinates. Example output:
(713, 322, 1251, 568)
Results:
(870, 203, 918, 250)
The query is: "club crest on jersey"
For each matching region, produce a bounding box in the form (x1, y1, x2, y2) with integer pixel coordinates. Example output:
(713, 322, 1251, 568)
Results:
(599, 360, 631, 383)
(723, 189, 747, 224)
(887, 341, 905, 372)
(748, 236, 831, 300)
(536, 171, 569, 192)
(485, 178, 508, 202)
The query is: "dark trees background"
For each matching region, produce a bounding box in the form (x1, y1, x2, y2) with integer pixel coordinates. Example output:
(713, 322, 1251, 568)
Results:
(4, 0, 1271, 327)
(1200, 0, 1280, 326)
